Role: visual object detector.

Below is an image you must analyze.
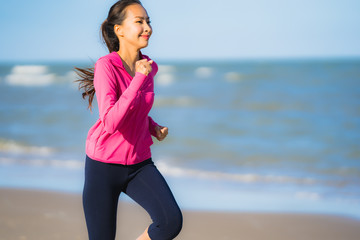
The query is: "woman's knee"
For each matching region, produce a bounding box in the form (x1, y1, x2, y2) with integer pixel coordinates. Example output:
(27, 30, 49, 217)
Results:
(163, 207, 183, 239)
(168, 208, 183, 237)
(149, 207, 183, 240)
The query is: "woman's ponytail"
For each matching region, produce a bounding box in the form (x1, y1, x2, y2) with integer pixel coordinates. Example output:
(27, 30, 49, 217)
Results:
(74, 66, 95, 110)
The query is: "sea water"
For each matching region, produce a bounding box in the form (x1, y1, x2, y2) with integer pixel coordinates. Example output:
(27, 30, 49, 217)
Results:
(0, 58, 359, 218)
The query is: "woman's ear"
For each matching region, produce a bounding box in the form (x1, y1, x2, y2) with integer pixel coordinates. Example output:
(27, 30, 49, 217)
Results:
(114, 24, 124, 37)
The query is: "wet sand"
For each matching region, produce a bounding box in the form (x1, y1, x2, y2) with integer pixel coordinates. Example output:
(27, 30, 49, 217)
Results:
(1, 188, 360, 240)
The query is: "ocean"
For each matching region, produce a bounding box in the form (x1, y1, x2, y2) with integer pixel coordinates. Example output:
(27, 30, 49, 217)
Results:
(0, 58, 359, 218)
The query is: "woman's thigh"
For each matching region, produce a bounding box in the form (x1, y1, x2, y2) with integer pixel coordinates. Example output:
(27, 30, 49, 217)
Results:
(82, 156, 125, 240)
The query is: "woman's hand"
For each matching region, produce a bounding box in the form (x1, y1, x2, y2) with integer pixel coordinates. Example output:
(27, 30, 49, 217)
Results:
(135, 59, 153, 76)
(155, 125, 168, 141)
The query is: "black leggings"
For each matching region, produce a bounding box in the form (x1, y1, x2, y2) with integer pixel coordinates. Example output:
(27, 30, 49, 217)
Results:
(82, 156, 183, 240)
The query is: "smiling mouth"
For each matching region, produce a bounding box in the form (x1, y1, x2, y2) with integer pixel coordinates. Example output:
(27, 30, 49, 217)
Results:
(141, 35, 150, 40)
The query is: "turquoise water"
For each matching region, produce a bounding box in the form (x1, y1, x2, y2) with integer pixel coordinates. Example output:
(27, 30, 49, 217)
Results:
(0, 58, 359, 218)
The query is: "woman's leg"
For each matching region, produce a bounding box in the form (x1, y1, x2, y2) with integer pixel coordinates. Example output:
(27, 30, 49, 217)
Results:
(82, 156, 124, 240)
(125, 162, 183, 240)
(136, 227, 150, 240)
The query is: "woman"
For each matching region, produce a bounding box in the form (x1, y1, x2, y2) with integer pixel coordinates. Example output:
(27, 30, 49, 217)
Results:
(75, 1, 183, 239)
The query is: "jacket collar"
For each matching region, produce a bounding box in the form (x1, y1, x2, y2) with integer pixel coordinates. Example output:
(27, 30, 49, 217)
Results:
(108, 51, 149, 68)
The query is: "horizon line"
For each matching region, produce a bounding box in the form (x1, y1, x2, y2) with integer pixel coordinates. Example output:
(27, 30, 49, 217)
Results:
(0, 55, 360, 64)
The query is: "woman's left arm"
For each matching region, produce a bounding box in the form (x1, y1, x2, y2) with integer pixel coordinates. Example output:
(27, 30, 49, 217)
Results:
(148, 116, 159, 137)
(147, 61, 168, 141)
(148, 117, 168, 141)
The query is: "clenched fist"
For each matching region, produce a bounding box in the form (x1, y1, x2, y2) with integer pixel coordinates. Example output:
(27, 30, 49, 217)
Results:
(154, 125, 168, 141)
(135, 59, 153, 76)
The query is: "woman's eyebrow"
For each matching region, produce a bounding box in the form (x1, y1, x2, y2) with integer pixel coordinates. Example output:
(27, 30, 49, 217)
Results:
(134, 16, 150, 20)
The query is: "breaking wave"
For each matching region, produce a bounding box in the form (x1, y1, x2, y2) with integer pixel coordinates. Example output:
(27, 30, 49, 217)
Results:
(0, 139, 317, 186)
(156, 161, 317, 185)
(0, 156, 84, 170)
(5, 65, 56, 86)
(224, 71, 244, 82)
(195, 67, 213, 78)
(0, 138, 54, 156)
(155, 65, 176, 86)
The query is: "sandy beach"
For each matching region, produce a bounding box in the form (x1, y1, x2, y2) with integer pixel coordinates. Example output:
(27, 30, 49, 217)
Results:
(0, 188, 360, 240)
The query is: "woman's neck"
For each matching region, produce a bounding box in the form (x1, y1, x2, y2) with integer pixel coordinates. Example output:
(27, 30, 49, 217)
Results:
(117, 47, 140, 77)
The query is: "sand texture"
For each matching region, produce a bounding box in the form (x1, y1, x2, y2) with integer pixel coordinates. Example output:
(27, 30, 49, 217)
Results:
(1, 188, 360, 240)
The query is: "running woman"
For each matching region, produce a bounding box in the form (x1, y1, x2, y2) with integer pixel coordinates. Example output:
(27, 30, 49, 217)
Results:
(75, 1, 183, 239)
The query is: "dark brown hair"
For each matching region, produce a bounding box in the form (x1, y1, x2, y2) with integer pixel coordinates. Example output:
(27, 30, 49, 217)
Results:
(74, 0, 143, 110)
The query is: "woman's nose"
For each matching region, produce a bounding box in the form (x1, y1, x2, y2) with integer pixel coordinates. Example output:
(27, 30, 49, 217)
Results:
(144, 23, 152, 33)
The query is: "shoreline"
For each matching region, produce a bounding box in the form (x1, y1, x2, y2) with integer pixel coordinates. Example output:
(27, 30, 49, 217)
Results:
(1, 188, 360, 240)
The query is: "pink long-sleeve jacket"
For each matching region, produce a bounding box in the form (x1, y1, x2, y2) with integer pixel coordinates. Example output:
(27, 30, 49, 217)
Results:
(85, 51, 159, 165)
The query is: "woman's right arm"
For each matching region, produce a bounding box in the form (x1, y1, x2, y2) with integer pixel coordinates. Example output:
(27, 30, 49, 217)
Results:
(94, 58, 147, 134)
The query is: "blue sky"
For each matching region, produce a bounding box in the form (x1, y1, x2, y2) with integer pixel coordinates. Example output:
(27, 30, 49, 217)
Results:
(1, 0, 359, 61)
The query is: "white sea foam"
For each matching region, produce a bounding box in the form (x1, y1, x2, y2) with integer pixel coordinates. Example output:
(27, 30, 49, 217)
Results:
(0, 156, 83, 170)
(225, 72, 244, 82)
(64, 70, 78, 82)
(0, 152, 317, 185)
(295, 191, 321, 200)
(195, 67, 213, 78)
(156, 161, 317, 185)
(30, 158, 83, 169)
(0, 139, 317, 186)
(0, 138, 54, 156)
(156, 65, 176, 86)
(155, 73, 175, 86)
(57, 70, 80, 90)
(5, 65, 56, 86)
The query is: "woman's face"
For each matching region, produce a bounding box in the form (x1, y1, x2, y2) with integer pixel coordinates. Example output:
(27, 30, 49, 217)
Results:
(116, 4, 152, 50)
